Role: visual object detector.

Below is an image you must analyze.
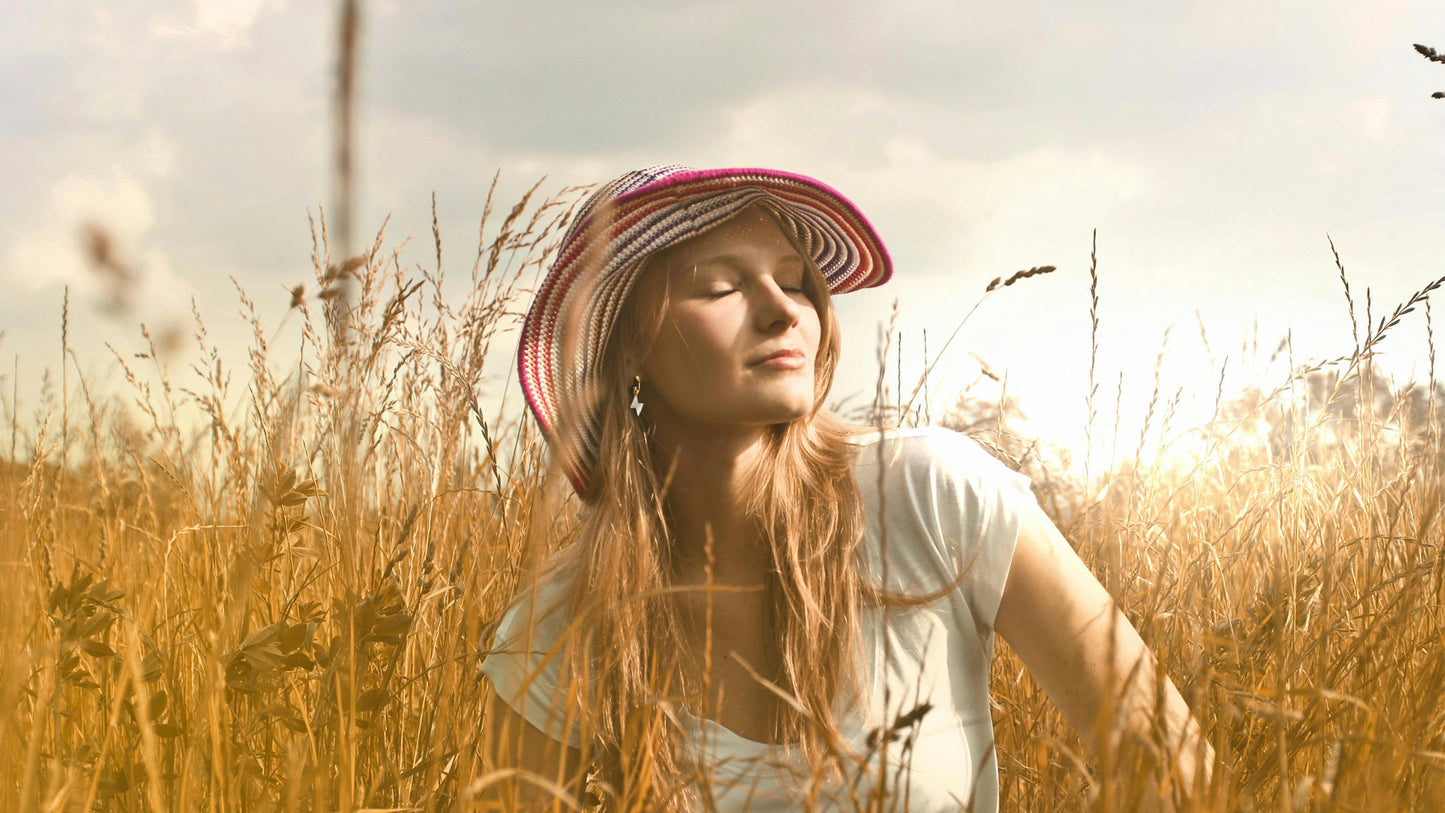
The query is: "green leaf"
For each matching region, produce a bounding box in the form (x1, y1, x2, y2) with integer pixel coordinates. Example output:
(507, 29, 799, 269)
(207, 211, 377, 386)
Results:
(140, 650, 165, 682)
(244, 646, 282, 672)
(239, 624, 279, 650)
(81, 613, 115, 637)
(369, 612, 413, 641)
(97, 776, 128, 798)
(356, 687, 391, 713)
(278, 623, 308, 653)
(47, 583, 68, 614)
(90, 580, 126, 605)
(80, 638, 115, 658)
(282, 652, 316, 671)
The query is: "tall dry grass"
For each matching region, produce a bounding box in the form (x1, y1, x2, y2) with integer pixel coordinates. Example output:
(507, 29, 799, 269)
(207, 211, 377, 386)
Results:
(0, 181, 591, 811)
(2, 184, 1444, 811)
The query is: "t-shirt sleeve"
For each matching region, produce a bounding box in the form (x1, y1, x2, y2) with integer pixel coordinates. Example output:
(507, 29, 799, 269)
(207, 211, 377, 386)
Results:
(477, 578, 584, 748)
(892, 429, 1036, 633)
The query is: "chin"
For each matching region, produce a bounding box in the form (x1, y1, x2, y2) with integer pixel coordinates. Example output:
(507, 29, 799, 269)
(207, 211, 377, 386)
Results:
(760, 398, 815, 424)
(704, 385, 816, 426)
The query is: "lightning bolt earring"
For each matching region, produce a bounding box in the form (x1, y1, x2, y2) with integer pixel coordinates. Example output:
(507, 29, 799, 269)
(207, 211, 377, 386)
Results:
(629, 375, 644, 416)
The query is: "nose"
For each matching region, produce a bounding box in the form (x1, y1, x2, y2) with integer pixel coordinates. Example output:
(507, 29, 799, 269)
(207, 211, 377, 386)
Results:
(753, 279, 805, 332)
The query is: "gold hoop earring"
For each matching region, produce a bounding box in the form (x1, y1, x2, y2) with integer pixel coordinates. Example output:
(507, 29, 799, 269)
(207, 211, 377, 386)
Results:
(629, 375, 644, 417)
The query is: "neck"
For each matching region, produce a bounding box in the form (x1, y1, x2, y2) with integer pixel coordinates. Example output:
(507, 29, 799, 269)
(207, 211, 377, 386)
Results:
(648, 422, 774, 586)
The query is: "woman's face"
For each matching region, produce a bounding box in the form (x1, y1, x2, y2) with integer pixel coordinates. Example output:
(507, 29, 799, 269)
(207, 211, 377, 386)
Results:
(635, 205, 824, 434)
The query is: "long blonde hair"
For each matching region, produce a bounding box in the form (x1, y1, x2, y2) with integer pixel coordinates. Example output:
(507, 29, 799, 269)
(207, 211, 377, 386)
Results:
(540, 205, 888, 809)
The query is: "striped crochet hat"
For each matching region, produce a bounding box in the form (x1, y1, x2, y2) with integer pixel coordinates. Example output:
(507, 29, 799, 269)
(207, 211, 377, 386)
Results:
(518, 165, 892, 496)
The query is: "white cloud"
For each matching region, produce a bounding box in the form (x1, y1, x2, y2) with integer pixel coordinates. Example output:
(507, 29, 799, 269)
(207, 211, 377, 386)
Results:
(3, 170, 167, 299)
(152, 0, 287, 49)
(54, 171, 155, 238)
(138, 128, 178, 177)
(2, 169, 195, 367)
(711, 83, 1151, 274)
(1353, 97, 1393, 144)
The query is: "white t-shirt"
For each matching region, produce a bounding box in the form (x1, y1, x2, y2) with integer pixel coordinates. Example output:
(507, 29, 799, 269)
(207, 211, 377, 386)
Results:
(479, 427, 1035, 812)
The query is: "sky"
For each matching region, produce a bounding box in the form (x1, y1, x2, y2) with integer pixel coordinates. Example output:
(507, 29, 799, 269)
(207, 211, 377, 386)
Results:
(3, 0, 1445, 467)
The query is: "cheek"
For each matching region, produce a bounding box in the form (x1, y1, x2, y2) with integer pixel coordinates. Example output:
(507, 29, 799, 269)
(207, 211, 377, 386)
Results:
(677, 307, 741, 359)
(802, 306, 823, 354)
(648, 309, 735, 387)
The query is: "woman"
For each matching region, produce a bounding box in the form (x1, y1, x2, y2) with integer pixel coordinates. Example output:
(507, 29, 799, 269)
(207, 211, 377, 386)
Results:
(479, 166, 1212, 811)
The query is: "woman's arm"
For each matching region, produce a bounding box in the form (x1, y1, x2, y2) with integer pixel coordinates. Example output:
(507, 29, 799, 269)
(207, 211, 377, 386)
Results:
(477, 687, 588, 811)
(994, 499, 1215, 807)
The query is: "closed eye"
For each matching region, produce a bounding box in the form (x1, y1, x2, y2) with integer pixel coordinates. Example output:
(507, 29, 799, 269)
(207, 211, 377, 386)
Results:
(701, 282, 802, 298)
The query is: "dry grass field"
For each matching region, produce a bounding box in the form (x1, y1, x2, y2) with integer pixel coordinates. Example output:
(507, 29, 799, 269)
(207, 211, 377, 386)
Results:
(1, 183, 1443, 811)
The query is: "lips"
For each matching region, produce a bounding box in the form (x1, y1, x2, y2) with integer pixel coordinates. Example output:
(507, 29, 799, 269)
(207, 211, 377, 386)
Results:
(750, 348, 806, 366)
